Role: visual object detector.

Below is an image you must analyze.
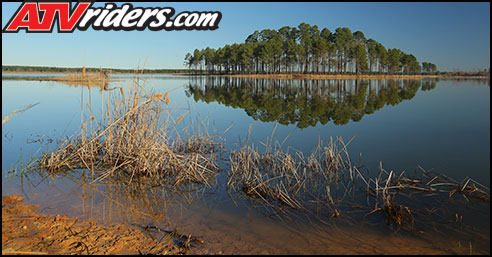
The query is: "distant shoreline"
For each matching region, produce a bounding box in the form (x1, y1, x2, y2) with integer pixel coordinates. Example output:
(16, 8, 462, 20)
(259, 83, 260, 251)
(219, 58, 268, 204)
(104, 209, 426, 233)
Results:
(2, 71, 184, 75)
(215, 73, 489, 80)
(2, 71, 489, 80)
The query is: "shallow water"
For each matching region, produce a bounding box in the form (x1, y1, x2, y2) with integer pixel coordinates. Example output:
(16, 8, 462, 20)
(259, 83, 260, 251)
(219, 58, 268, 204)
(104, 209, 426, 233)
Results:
(2, 76, 490, 254)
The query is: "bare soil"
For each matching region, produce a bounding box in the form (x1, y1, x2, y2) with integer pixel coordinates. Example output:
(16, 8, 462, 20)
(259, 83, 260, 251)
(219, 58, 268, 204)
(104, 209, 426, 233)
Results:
(1, 195, 203, 255)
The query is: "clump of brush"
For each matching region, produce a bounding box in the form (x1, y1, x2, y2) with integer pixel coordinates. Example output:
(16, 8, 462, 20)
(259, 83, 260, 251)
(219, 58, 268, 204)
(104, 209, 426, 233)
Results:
(365, 165, 490, 226)
(38, 71, 222, 187)
(228, 133, 490, 227)
(227, 136, 354, 217)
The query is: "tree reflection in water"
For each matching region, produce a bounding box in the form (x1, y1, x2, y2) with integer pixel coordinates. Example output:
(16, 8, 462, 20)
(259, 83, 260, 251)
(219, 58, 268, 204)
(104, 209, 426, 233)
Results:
(186, 77, 438, 128)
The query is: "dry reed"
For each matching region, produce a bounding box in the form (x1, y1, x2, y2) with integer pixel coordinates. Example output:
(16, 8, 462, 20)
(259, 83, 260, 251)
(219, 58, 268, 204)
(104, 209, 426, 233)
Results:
(228, 136, 353, 217)
(36, 71, 222, 188)
(227, 134, 490, 227)
(2, 102, 40, 124)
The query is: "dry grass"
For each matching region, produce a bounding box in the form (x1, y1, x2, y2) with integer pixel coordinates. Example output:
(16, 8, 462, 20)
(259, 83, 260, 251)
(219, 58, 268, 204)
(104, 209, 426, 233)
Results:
(55, 71, 108, 82)
(227, 133, 490, 227)
(36, 71, 222, 188)
(54, 71, 109, 89)
(228, 136, 353, 217)
(365, 165, 490, 225)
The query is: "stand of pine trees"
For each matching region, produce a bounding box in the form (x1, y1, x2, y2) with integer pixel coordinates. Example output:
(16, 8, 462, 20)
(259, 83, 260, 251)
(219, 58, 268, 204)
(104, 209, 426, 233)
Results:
(185, 23, 438, 75)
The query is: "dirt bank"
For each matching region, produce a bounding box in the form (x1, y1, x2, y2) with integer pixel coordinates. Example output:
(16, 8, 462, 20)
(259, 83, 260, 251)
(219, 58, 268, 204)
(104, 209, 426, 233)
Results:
(2, 195, 206, 255)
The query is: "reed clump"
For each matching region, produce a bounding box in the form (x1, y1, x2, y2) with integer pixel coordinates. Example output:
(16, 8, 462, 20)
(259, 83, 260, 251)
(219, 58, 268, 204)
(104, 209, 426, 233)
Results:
(55, 71, 108, 82)
(228, 137, 353, 216)
(228, 135, 490, 227)
(363, 165, 490, 226)
(53, 71, 110, 89)
(37, 72, 222, 187)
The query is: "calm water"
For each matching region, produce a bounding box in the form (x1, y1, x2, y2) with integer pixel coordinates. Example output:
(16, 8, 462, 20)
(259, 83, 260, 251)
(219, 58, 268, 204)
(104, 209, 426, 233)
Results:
(2, 76, 490, 254)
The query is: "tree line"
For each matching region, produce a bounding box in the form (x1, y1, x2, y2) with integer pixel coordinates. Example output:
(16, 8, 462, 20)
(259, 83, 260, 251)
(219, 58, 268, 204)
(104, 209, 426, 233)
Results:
(185, 23, 439, 75)
(2, 65, 191, 74)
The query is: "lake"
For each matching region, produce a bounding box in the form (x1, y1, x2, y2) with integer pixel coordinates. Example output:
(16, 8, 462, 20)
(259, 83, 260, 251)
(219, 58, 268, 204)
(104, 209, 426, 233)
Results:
(2, 75, 490, 254)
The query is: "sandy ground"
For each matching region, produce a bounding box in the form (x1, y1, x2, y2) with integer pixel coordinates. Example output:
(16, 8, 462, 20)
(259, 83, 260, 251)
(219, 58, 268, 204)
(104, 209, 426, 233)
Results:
(1, 195, 209, 255)
(3, 193, 488, 255)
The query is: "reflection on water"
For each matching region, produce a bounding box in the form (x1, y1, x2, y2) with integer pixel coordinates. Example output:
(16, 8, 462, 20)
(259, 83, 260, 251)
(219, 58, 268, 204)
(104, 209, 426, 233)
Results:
(2, 76, 490, 254)
(55, 80, 110, 90)
(13, 159, 490, 254)
(186, 77, 437, 128)
(23, 167, 213, 229)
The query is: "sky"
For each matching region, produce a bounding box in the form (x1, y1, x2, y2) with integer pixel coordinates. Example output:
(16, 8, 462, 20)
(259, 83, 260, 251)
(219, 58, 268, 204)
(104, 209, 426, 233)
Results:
(1, 2, 490, 71)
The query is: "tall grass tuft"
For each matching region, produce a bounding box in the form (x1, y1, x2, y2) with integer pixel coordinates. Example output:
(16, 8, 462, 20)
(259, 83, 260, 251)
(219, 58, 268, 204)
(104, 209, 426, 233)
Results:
(228, 136, 353, 217)
(37, 71, 222, 187)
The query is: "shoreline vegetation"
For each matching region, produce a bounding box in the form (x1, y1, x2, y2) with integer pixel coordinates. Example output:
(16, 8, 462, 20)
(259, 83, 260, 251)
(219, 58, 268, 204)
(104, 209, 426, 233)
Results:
(1, 65, 191, 75)
(53, 71, 109, 87)
(215, 73, 489, 80)
(2, 69, 490, 81)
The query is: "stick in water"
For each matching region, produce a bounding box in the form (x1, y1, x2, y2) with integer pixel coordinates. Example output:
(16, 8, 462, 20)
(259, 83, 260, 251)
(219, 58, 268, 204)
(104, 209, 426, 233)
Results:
(2, 102, 40, 124)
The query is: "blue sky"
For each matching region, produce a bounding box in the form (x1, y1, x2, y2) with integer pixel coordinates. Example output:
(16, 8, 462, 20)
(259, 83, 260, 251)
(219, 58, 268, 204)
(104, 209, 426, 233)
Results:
(2, 2, 490, 71)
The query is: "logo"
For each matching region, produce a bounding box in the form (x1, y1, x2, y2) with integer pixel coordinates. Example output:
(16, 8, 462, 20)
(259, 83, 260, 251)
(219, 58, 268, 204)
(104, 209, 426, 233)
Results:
(2, 2, 222, 33)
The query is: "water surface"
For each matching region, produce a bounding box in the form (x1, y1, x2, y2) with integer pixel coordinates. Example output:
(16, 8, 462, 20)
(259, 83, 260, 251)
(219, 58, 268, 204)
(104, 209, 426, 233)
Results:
(2, 76, 490, 254)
